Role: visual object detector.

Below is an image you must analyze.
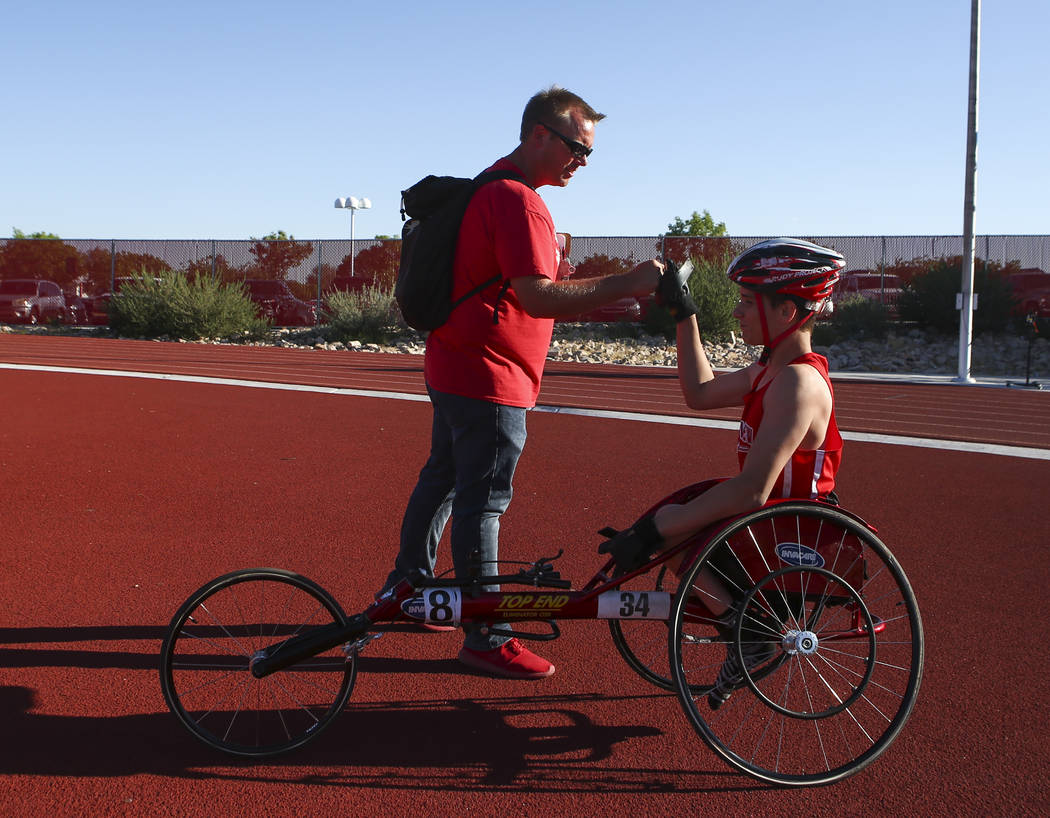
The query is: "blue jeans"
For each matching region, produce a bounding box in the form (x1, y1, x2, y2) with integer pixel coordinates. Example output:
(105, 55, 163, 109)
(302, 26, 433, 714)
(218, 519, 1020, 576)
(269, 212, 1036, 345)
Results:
(384, 386, 527, 650)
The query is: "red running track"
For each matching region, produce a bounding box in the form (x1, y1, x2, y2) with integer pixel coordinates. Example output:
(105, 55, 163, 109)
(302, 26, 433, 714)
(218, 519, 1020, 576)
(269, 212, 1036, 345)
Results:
(1, 333, 1049, 450)
(1, 335, 1049, 816)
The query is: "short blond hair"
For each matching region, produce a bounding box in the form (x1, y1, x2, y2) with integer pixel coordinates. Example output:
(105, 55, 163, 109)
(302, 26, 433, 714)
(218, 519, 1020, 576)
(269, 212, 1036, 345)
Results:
(520, 85, 605, 141)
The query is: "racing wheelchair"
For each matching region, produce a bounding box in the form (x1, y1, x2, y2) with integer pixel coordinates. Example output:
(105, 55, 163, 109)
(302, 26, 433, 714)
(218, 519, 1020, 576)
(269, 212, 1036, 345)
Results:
(159, 483, 923, 787)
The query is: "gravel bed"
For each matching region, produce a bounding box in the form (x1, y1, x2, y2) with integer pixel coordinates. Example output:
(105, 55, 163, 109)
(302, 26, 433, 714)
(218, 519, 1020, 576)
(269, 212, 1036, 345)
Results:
(4, 322, 1047, 380)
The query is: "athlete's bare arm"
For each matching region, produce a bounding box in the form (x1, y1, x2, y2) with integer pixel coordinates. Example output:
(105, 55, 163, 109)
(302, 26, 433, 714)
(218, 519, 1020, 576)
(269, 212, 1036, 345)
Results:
(675, 314, 756, 410)
(652, 364, 831, 541)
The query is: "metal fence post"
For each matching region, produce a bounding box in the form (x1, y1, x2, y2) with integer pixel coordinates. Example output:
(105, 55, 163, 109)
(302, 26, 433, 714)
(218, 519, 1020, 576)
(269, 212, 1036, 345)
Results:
(880, 236, 887, 296)
(316, 242, 323, 325)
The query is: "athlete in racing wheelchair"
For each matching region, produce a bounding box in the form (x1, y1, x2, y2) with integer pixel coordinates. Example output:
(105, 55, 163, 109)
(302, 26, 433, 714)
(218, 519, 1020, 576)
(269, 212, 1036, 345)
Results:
(601, 238, 846, 709)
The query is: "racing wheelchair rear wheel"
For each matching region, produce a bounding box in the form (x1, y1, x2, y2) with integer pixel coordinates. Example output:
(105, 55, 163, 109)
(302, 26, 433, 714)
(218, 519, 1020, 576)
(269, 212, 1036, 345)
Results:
(669, 502, 923, 787)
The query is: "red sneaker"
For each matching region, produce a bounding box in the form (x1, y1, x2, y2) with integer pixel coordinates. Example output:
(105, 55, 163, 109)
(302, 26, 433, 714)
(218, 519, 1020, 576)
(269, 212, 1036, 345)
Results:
(457, 638, 555, 679)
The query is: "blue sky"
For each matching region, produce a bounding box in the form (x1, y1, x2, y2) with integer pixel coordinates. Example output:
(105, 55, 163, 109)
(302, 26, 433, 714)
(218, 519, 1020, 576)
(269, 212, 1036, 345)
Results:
(2, 0, 1047, 241)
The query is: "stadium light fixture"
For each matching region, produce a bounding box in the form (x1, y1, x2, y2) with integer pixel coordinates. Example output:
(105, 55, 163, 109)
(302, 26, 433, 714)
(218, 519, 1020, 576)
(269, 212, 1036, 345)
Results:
(334, 195, 372, 277)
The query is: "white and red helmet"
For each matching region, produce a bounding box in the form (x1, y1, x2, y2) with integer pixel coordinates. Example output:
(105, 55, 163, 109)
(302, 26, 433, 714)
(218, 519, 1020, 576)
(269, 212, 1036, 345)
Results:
(728, 238, 845, 311)
(727, 238, 846, 361)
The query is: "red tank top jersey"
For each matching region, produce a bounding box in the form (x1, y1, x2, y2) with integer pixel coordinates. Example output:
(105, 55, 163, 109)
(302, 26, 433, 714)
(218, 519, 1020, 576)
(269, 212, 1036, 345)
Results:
(736, 353, 842, 500)
(423, 158, 559, 408)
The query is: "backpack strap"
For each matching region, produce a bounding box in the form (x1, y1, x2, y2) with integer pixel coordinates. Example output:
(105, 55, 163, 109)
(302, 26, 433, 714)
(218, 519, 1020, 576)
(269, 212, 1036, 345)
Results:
(473, 168, 530, 188)
(464, 168, 530, 325)
(450, 273, 502, 310)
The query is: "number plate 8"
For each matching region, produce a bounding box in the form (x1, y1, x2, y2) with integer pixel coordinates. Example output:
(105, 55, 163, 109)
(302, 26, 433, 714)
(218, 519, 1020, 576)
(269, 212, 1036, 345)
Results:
(423, 588, 462, 625)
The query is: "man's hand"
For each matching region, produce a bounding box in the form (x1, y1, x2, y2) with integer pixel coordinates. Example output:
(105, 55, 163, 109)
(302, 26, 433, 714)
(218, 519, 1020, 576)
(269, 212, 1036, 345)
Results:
(657, 259, 699, 322)
(625, 259, 663, 295)
(556, 256, 576, 281)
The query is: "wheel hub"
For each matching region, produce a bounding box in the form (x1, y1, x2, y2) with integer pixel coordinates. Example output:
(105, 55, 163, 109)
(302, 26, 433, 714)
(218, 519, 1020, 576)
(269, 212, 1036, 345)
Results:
(783, 629, 819, 656)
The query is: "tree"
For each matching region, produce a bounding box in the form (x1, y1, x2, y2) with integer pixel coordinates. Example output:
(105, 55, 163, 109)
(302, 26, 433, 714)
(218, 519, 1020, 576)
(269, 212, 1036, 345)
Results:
(658, 211, 736, 267)
(663, 210, 727, 237)
(643, 211, 739, 340)
(571, 253, 633, 279)
(247, 230, 315, 280)
(114, 252, 170, 277)
(334, 240, 401, 290)
(303, 261, 339, 300)
(884, 256, 938, 285)
(1, 229, 80, 289)
(12, 229, 61, 240)
(185, 254, 239, 283)
(80, 247, 114, 292)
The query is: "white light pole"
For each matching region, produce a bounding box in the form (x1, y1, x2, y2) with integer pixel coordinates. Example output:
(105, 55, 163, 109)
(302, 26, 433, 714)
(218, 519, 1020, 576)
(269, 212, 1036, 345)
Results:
(334, 195, 372, 277)
(956, 0, 980, 384)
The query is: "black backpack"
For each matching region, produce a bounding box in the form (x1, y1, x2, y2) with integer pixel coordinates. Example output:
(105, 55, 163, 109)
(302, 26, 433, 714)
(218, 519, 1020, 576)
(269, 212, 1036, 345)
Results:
(396, 169, 525, 331)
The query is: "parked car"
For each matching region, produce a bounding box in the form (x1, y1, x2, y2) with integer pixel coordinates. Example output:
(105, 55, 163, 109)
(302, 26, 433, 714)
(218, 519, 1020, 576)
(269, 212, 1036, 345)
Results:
(243, 279, 317, 326)
(834, 271, 902, 317)
(84, 276, 162, 325)
(1004, 269, 1050, 317)
(62, 289, 91, 325)
(0, 279, 67, 324)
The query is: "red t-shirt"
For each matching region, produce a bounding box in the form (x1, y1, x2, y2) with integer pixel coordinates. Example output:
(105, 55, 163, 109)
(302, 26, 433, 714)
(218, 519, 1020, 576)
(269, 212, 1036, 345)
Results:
(736, 353, 842, 500)
(423, 159, 560, 408)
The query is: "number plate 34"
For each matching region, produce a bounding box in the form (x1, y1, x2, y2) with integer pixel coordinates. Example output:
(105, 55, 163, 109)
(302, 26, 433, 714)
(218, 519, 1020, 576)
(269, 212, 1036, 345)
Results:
(597, 591, 670, 620)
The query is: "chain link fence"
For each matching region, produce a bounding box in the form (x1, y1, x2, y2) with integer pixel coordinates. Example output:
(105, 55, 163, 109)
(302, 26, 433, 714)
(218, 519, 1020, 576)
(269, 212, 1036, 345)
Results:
(1, 234, 1047, 325)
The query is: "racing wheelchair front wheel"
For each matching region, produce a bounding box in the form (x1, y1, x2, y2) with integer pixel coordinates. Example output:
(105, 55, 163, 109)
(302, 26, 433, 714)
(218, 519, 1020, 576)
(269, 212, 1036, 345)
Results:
(609, 563, 715, 693)
(669, 502, 924, 787)
(159, 568, 357, 757)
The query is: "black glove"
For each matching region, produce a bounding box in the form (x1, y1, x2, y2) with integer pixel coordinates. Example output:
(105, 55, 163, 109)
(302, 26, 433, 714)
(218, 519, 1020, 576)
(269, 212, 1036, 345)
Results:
(598, 516, 664, 572)
(657, 259, 699, 323)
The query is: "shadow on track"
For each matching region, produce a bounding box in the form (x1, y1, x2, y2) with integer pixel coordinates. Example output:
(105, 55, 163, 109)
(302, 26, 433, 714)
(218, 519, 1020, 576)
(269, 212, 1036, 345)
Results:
(0, 685, 761, 794)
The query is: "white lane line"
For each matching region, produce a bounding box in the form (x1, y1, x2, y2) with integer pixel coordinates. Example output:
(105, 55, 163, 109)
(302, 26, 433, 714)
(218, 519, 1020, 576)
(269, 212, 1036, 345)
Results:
(533, 404, 1050, 460)
(4, 362, 1047, 461)
(0, 362, 431, 402)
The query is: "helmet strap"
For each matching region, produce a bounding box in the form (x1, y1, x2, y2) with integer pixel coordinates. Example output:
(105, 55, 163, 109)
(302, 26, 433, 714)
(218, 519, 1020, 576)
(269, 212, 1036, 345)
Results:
(756, 297, 773, 363)
(756, 295, 813, 365)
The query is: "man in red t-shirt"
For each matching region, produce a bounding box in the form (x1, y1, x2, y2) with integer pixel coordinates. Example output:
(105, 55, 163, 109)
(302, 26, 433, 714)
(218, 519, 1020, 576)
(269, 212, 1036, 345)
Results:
(600, 238, 846, 708)
(382, 86, 661, 680)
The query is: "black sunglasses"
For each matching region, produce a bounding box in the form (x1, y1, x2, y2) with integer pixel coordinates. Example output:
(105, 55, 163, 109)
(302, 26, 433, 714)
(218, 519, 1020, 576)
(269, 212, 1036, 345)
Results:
(539, 122, 592, 160)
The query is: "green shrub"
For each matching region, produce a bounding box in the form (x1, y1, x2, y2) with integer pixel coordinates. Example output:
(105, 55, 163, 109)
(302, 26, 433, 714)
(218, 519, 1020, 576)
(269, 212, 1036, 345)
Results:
(811, 320, 837, 346)
(898, 257, 1015, 334)
(109, 270, 269, 340)
(643, 255, 738, 341)
(821, 296, 892, 342)
(641, 302, 674, 340)
(326, 285, 401, 344)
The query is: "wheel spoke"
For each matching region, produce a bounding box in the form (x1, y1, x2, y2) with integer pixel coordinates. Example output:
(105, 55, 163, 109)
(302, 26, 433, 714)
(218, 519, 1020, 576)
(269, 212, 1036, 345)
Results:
(160, 569, 357, 756)
(670, 503, 923, 786)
